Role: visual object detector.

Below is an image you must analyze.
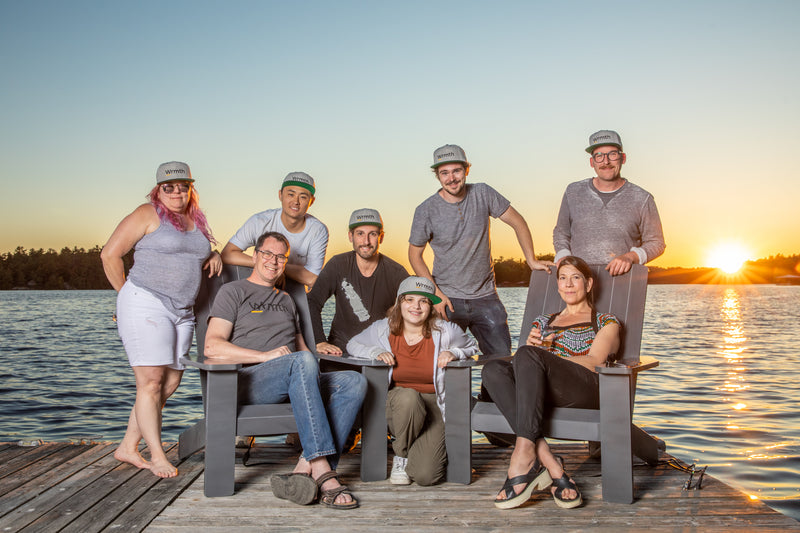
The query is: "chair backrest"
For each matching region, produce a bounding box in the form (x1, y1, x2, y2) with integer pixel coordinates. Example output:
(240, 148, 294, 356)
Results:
(517, 264, 648, 364)
(192, 265, 315, 361)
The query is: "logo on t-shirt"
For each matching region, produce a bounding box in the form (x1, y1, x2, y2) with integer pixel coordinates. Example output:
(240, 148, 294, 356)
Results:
(249, 300, 291, 313)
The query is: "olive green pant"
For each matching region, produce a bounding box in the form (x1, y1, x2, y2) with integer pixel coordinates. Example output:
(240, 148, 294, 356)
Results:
(386, 386, 447, 486)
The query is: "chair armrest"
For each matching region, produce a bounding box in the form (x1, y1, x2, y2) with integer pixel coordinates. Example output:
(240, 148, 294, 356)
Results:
(179, 354, 243, 372)
(473, 353, 513, 366)
(317, 353, 391, 368)
(596, 355, 659, 374)
(445, 358, 477, 368)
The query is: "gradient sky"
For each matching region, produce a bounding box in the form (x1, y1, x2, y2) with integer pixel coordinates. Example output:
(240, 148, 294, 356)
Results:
(2, 1, 798, 268)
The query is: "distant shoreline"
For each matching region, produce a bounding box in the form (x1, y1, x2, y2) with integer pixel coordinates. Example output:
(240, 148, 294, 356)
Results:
(2, 247, 799, 289)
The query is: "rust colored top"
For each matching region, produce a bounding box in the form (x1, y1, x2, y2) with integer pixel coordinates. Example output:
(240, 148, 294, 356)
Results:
(389, 333, 435, 394)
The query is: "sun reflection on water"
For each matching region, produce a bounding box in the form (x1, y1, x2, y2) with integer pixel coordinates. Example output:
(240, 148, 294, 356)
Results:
(718, 288, 750, 396)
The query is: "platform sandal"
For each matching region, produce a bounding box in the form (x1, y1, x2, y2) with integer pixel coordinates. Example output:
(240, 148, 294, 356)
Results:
(551, 455, 582, 509)
(494, 459, 553, 509)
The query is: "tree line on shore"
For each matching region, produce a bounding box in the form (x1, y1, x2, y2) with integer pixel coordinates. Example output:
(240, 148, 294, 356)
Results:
(0, 247, 798, 290)
(0, 246, 132, 290)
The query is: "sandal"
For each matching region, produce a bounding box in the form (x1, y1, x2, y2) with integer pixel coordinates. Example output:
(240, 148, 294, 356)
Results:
(494, 459, 553, 509)
(551, 455, 582, 509)
(270, 472, 318, 505)
(315, 470, 359, 510)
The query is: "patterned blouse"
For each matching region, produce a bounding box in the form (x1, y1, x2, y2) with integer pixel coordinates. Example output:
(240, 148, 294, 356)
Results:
(532, 312, 620, 358)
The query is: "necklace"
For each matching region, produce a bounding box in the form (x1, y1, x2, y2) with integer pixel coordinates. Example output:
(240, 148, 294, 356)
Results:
(404, 332, 424, 345)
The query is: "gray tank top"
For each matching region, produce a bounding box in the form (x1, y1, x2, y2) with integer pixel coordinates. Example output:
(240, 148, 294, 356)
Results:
(127, 222, 211, 313)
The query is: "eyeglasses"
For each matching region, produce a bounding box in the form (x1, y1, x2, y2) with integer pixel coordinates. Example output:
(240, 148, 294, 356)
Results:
(160, 182, 191, 193)
(591, 150, 623, 163)
(255, 249, 289, 263)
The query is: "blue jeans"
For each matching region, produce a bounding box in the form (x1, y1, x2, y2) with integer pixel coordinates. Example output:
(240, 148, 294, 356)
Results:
(238, 351, 366, 468)
(446, 292, 512, 356)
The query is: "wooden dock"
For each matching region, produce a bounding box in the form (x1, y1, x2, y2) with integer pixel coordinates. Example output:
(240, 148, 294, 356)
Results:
(1, 441, 797, 532)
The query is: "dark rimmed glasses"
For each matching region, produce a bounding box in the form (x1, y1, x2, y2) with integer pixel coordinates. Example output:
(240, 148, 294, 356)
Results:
(256, 249, 289, 263)
(591, 150, 623, 163)
(160, 182, 191, 193)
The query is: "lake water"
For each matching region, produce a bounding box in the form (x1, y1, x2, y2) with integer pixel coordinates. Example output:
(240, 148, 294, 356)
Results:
(1, 285, 798, 520)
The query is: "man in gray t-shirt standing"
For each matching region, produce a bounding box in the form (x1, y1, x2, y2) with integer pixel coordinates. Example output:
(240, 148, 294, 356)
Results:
(409, 144, 553, 356)
(553, 130, 666, 276)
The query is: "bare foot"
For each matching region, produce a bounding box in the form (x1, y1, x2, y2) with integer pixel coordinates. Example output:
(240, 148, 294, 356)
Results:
(114, 446, 151, 470)
(149, 458, 178, 478)
(551, 478, 579, 502)
(292, 457, 312, 475)
(319, 475, 354, 505)
(497, 457, 536, 501)
(296, 459, 352, 505)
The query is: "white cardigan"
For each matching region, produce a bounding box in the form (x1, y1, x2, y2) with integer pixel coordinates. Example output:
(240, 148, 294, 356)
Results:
(346, 318, 478, 419)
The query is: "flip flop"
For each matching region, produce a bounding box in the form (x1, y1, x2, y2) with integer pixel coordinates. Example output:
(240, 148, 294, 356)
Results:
(270, 472, 318, 505)
(494, 459, 553, 509)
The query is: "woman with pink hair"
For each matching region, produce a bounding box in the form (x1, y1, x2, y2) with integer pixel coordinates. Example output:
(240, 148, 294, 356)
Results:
(101, 161, 221, 478)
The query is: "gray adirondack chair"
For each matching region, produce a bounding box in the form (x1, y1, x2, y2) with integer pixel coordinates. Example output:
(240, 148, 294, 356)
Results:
(178, 265, 390, 497)
(444, 264, 663, 502)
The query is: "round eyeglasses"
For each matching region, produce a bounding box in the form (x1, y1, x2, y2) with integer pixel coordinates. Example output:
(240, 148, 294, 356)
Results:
(591, 150, 623, 163)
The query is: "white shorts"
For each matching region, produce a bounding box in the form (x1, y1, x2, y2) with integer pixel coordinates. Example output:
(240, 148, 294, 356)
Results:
(116, 280, 195, 370)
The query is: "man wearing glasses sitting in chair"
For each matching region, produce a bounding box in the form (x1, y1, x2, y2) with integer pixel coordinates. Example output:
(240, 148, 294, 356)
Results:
(553, 130, 666, 276)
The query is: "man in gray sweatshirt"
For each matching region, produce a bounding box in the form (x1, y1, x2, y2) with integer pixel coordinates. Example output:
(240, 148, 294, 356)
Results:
(553, 130, 665, 276)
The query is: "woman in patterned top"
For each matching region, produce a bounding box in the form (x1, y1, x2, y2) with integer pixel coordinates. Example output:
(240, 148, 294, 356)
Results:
(482, 256, 620, 510)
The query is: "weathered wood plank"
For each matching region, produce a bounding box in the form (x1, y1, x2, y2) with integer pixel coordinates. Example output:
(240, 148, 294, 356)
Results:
(0, 444, 113, 517)
(100, 448, 205, 532)
(0, 444, 118, 531)
(1, 443, 795, 532)
(147, 443, 800, 532)
(0, 443, 74, 484)
(0, 443, 35, 466)
(57, 445, 182, 533)
(18, 448, 144, 532)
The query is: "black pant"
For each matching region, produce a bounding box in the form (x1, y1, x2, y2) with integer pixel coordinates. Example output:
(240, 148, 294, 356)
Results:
(482, 346, 599, 442)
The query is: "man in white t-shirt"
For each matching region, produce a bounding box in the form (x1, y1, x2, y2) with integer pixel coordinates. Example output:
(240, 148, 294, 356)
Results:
(221, 172, 329, 288)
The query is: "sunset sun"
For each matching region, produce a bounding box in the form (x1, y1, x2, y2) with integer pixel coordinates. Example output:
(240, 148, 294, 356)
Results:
(707, 243, 751, 274)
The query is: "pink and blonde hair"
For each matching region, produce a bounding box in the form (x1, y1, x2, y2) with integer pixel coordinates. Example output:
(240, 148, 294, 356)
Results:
(147, 183, 216, 244)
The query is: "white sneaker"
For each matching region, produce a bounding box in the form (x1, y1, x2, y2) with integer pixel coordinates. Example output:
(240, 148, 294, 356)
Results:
(390, 456, 411, 485)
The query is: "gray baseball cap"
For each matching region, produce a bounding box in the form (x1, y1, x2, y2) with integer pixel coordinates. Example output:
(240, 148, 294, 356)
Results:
(431, 144, 470, 169)
(348, 208, 383, 230)
(586, 130, 623, 153)
(282, 172, 316, 196)
(156, 161, 193, 184)
(397, 276, 442, 305)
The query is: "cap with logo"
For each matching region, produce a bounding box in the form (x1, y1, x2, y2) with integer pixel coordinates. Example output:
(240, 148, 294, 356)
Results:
(397, 276, 442, 305)
(431, 144, 470, 169)
(282, 172, 316, 196)
(156, 161, 194, 184)
(585, 130, 623, 154)
(348, 208, 383, 230)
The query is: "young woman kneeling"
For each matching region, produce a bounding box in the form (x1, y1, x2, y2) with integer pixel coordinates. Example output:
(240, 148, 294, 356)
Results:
(347, 276, 478, 485)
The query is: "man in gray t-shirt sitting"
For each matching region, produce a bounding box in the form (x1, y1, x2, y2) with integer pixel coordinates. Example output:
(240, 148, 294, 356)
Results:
(553, 130, 666, 276)
(409, 144, 553, 357)
(204, 231, 365, 509)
